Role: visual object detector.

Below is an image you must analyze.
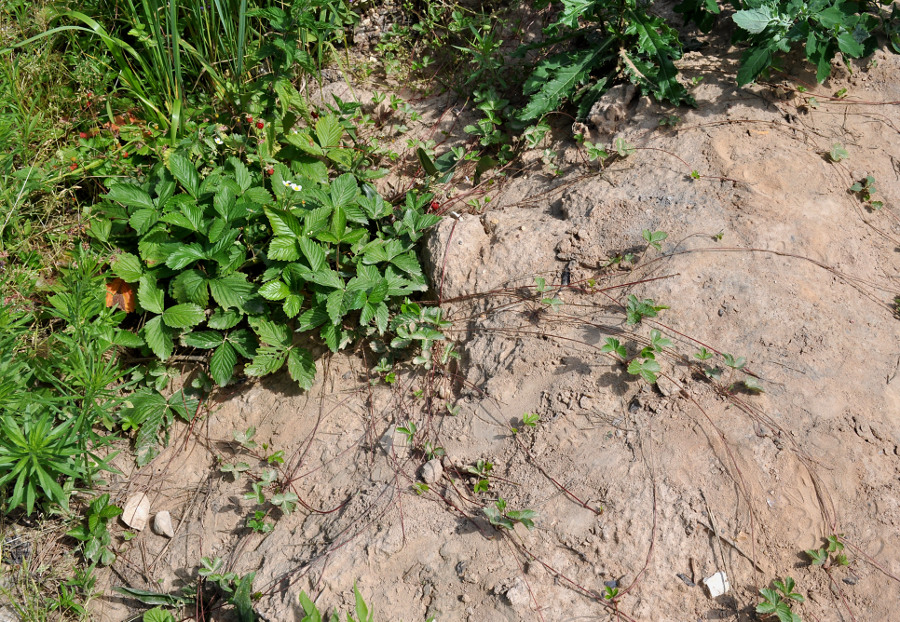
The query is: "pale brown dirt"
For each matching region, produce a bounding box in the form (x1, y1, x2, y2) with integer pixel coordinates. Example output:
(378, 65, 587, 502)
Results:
(91, 37, 900, 622)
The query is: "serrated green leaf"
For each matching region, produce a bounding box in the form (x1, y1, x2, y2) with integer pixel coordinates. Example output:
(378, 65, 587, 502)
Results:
(106, 183, 155, 210)
(294, 155, 329, 185)
(244, 186, 272, 205)
(326, 148, 353, 168)
(623, 10, 690, 104)
(362, 238, 404, 264)
(627, 358, 661, 384)
(306, 267, 343, 290)
(214, 185, 237, 221)
(113, 252, 143, 282)
(129, 208, 158, 235)
(284, 128, 325, 155)
(182, 330, 224, 349)
(230, 158, 252, 193)
(114, 329, 145, 348)
(330, 205, 347, 239)
(836, 31, 864, 58)
(165, 243, 207, 270)
(575, 77, 610, 119)
(210, 342, 237, 386)
(519, 48, 605, 121)
(390, 251, 423, 277)
(251, 318, 290, 346)
(732, 8, 772, 34)
(348, 288, 369, 314)
(303, 206, 331, 236)
(244, 346, 286, 377)
(267, 209, 300, 239)
(297, 305, 329, 332)
(171, 269, 209, 306)
(162, 303, 206, 329)
(374, 302, 389, 334)
(325, 289, 344, 326)
(737, 46, 772, 86)
(179, 201, 204, 231)
(259, 280, 291, 300)
(208, 218, 227, 243)
(315, 114, 343, 149)
(143, 315, 175, 360)
(143, 607, 176, 622)
(209, 231, 242, 267)
(136, 228, 165, 264)
(320, 322, 340, 352)
(287, 348, 316, 390)
(346, 264, 383, 292)
(368, 278, 389, 305)
(135, 421, 162, 466)
(299, 236, 326, 272)
(384, 265, 426, 295)
(228, 329, 258, 358)
(360, 302, 377, 326)
(208, 308, 243, 330)
(329, 173, 359, 209)
(89, 217, 111, 242)
(167, 152, 200, 197)
(138, 275, 165, 314)
(210, 273, 254, 310)
(159, 210, 195, 230)
(283, 294, 303, 318)
(358, 193, 390, 219)
(267, 236, 301, 261)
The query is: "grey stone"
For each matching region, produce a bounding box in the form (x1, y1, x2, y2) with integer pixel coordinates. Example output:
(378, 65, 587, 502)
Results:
(421, 459, 443, 485)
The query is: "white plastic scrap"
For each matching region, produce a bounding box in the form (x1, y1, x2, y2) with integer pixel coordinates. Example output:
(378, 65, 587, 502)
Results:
(703, 571, 730, 598)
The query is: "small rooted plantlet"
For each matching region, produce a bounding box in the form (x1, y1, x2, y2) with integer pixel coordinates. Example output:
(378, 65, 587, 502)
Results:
(625, 295, 668, 325)
(642, 229, 667, 251)
(849, 175, 883, 209)
(483, 497, 537, 530)
(756, 576, 804, 622)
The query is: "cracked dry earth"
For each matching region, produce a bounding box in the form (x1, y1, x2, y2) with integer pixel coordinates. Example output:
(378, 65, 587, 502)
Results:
(93, 43, 900, 622)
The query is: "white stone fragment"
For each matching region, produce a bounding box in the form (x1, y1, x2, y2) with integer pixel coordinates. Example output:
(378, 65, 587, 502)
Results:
(153, 511, 175, 538)
(122, 493, 151, 531)
(703, 571, 730, 598)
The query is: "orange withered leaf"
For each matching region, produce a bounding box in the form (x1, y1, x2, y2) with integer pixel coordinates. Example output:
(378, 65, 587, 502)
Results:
(106, 278, 136, 313)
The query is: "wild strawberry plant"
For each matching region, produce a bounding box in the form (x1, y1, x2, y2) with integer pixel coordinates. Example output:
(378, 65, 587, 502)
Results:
(91, 108, 441, 390)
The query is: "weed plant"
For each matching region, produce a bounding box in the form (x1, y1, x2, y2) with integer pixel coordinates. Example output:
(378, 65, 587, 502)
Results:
(678, 0, 896, 84)
(0, 249, 134, 515)
(519, 0, 693, 122)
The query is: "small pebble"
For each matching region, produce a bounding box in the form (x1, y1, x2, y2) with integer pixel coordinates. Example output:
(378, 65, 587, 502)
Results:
(420, 459, 443, 484)
(153, 511, 175, 538)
